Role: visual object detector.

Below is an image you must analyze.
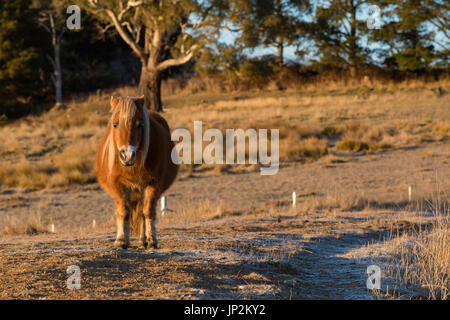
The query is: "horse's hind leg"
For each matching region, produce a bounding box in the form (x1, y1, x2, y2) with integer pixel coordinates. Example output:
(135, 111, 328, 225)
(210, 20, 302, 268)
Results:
(137, 201, 146, 249)
(143, 187, 159, 249)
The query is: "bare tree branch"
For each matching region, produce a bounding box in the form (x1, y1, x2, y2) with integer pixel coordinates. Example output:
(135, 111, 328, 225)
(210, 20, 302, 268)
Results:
(46, 54, 57, 70)
(156, 44, 199, 71)
(88, 0, 147, 62)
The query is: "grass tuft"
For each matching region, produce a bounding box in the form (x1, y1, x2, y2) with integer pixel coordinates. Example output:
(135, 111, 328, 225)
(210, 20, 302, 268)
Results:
(1, 213, 47, 236)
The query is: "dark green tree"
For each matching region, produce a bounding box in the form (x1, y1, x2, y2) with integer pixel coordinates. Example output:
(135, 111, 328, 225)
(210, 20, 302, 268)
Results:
(306, 0, 370, 76)
(0, 0, 47, 118)
(373, 0, 449, 72)
(228, 0, 310, 68)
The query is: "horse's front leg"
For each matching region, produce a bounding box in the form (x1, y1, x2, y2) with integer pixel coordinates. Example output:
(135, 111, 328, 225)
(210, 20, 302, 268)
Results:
(114, 195, 131, 249)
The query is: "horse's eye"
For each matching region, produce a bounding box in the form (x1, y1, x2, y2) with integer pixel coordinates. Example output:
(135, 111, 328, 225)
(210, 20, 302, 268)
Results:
(136, 122, 142, 128)
(113, 122, 119, 128)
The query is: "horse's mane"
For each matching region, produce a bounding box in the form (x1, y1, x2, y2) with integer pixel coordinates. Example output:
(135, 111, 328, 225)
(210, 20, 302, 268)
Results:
(101, 97, 150, 179)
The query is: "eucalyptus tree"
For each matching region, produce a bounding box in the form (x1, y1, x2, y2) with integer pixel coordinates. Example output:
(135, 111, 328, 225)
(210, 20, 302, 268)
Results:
(86, 0, 226, 111)
(35, 0, 74, 109)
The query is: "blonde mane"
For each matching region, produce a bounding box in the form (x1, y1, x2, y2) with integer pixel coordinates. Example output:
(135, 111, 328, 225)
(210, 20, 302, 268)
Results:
(101, 97, 150, 179)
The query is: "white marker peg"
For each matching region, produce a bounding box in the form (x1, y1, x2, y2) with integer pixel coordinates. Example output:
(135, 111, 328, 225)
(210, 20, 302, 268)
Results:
(408, 186, 412, 202)
(51, 224, 55, 233)
(92, 219, 96, 228)
(160, 196, 166, 216)
(292, 192, 296, 207)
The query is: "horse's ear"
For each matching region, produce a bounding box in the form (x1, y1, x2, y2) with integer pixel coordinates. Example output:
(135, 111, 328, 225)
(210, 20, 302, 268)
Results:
(110, 96, 120, 112)
(135, 96, 145, 110)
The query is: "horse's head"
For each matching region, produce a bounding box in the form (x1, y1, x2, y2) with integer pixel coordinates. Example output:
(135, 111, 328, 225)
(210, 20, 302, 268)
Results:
(109, 96, 149, 167)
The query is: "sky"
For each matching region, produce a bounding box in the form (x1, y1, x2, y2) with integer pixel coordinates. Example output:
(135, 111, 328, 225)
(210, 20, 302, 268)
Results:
(219, 29, 299, 60)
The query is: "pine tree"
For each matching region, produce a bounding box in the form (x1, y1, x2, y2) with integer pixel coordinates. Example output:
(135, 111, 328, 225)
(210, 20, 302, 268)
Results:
(373, 0, 449, 72)
(228, 0, 310, 68)
(306, 0, 369, 76)
(0, 0, 47, 118)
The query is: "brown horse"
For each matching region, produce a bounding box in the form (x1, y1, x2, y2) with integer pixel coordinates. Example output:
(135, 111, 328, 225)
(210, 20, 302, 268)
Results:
(95, 96, 178, 249)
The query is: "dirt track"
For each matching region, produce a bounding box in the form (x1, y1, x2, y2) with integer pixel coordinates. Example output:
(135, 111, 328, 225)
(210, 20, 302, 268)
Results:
(0, 143, 448, 299)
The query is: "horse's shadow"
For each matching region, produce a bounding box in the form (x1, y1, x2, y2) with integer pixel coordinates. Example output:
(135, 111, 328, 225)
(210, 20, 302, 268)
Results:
(78, 221, 430, 299)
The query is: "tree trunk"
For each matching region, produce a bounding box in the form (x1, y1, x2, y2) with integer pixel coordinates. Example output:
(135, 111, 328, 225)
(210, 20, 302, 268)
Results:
(276, 0, 284, 68)
(139, 67, 162, 112)
(277, 39, 284, 68)
(349, 1, 357, 78)
(48, 14, 64, 109)
(54, 39, 63, 107)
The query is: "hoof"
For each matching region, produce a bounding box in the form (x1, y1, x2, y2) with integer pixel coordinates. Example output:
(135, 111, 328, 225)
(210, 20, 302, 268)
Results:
(138, 239, 147, 249)
(146, 240, 158, 250)
(114, 239, 129, 249)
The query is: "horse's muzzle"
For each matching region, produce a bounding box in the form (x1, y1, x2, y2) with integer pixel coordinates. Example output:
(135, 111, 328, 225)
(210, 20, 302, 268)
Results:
(119, 146, 137, 166)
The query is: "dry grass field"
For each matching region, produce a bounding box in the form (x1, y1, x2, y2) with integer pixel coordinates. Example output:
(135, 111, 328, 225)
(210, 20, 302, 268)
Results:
(0, 79, 449, 299)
